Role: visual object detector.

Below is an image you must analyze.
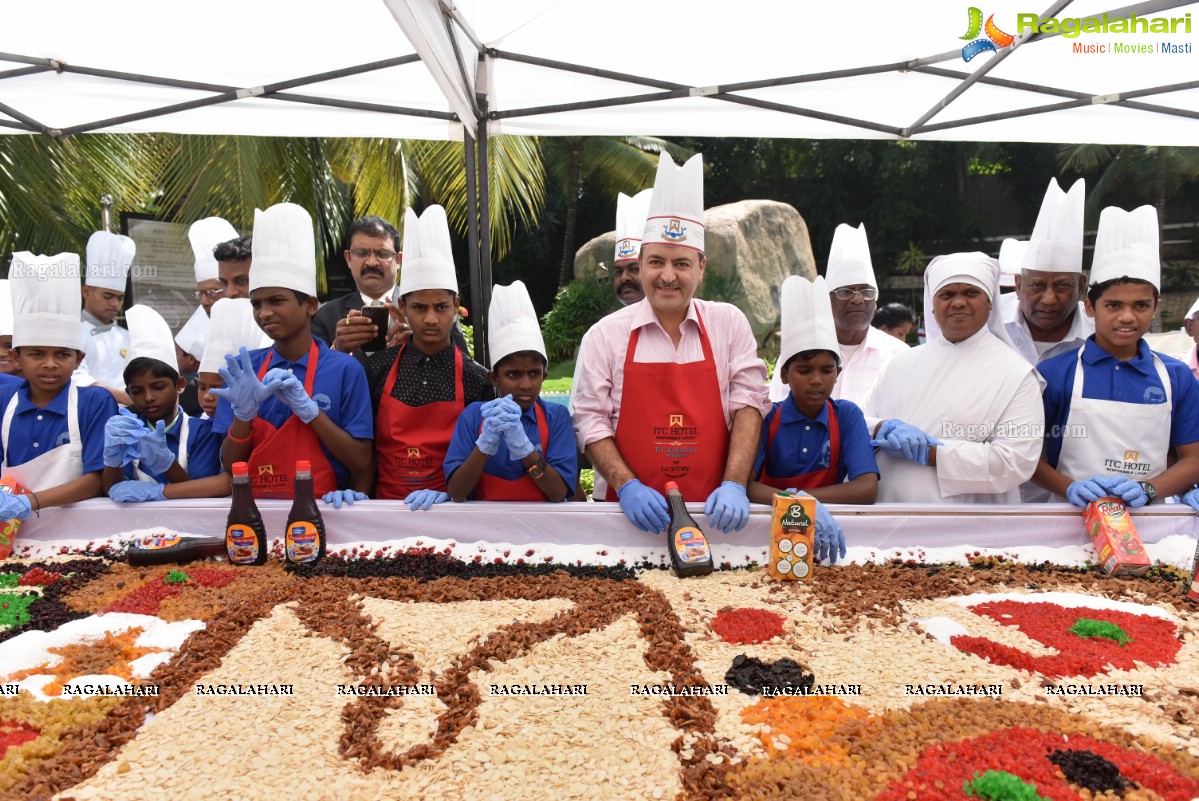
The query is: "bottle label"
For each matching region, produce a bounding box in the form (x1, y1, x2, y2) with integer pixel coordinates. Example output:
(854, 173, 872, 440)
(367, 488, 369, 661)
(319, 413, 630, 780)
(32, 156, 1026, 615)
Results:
(133, 535, 183, 551)
(226, 524, 260, 565)
(673, 526, 711, 564)
(286, 521, 321, 563)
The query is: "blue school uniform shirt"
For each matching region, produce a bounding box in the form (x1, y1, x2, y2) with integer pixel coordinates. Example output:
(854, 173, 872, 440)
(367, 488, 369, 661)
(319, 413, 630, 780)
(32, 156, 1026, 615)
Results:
(122, 412, 223, 483)
(444, 399, 578, 499)
(212, 337, 374, 488)
(0, 380, 117, 474)
(1037, 337, 1199, 469)
(752, 397, 878, 484)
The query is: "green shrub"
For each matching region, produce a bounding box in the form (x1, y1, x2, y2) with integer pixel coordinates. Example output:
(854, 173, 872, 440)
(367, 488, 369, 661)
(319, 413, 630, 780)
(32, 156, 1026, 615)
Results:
(578, 468, 595, 500)
(541, 280, 620, 362)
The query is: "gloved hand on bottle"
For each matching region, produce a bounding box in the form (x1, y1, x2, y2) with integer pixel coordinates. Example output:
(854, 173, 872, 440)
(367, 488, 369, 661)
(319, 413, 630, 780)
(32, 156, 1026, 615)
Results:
(787, 488, 847, 565)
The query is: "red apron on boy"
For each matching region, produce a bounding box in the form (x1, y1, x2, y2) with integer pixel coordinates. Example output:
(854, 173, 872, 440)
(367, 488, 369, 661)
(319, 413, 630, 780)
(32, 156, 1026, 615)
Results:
(757, 400, 841, 491)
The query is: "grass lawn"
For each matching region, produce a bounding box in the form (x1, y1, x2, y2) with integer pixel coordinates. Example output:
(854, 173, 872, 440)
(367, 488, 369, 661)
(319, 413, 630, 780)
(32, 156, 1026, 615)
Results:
(542, 359, 574, 393)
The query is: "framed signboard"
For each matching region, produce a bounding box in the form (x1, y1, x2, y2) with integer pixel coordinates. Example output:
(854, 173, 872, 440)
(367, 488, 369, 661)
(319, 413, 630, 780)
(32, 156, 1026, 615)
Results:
(120, 213, 198, 333)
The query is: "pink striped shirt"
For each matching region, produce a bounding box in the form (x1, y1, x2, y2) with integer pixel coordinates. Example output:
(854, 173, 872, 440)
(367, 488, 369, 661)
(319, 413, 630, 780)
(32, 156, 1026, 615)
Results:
(570, 298, 770, 449)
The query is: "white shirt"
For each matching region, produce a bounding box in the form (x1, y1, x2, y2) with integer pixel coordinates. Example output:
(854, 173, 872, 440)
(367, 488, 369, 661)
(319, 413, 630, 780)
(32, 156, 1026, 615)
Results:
(1000, 293, 1094, 366)
(861, 327, 1044, 504)
(78, 313, 130, 389)
(769, 325, 908, 405)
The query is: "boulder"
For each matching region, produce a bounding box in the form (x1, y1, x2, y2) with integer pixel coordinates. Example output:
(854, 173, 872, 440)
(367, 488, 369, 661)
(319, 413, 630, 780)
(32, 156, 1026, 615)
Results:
(574, 200, 816, 343)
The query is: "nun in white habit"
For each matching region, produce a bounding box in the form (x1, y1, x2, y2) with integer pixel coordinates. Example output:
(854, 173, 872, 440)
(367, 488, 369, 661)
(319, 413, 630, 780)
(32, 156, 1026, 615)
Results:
(861, 253, 1045, 503)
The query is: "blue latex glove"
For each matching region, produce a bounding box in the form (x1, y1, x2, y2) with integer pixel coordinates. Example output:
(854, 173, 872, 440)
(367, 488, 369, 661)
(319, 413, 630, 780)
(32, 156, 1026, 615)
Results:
(704, 480, 750, 533)
(1181, 487, 1199, 513)
(796, 491, 847, 565)
(870, 419, 944, 465)
(321, 489, 368, 509)
(0, 492, 33, 521)
(103, 411, 146, 468)
(500, 402, 534, 461)
(135, 420, 175, 475)
(108, 481, 167, 503)
(1065, 477, 1110, 507)
(405, 489, 449, 511)
(1096, 475, 1149, 507)
(211, 348, 274, 422)
(617, 479, 669, 534)
(262, 368, 320, 423)
(477, 404, 519, 456)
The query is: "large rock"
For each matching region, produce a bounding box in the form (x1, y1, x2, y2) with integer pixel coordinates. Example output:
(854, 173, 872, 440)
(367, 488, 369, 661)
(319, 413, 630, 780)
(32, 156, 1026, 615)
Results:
(574, 200, 816, 343)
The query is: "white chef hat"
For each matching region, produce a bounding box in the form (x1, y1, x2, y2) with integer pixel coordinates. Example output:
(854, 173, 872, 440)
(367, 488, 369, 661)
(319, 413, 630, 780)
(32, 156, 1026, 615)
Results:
(0, 280, 12, 337)
(1090, 205, 1160, 290)
(398, 205, 458, 297)
(614, 188, 653, 263)
(1185, 296, 1199, 321)
(778, 275, 840, 372)
(1022, 178, 1085, 273)
(824, 223, 876, 291)
(175, 306, 210, 360)
(642, 153, 704, 254)
(189, 217, 239, 284)
(10, 252, 82, 350)
(249, 203, 317, 296)
(924, 252, 1017, 349)
(488, 280, 547, 368)
(84, 231, 135, 292)
(998, 239, 1027, 288)
(198, 298, 271, 375)
(125, 304, 178, 374)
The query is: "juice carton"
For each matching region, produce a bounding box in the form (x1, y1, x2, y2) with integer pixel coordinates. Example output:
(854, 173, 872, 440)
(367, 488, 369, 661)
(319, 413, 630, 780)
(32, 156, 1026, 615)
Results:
(1082, 497, 1151, 577)
(0, 476, 29, 560)
(768, 492, 815, 580)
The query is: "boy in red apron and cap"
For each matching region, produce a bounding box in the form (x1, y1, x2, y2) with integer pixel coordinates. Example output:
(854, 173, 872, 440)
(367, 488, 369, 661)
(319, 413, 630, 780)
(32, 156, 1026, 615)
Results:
(444, 281, 575, 502)
(211, 204, 374, 502)
(748, 276, 878, 565)
(366, 205, 493, 510)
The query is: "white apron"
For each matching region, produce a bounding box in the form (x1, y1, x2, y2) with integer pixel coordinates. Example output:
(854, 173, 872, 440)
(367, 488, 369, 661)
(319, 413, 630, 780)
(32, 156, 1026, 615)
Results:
(132, 411, 190, 483)
(1, 385, 85, 492)
(1050, 350, 1172, 502)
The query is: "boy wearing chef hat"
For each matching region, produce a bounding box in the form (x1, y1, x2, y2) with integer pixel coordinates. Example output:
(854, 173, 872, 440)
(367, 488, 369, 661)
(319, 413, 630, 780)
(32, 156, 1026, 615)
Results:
(0, 252, 118, 522)
(748, 275, 877, 564)
(444, 281, 576, 503)
(0, 280, 21, 381)
(365, 205, 494, 510)
(1034, 205, 1199, 508)
(211, 203, 374, 504)
(78, 231, 135, 391)
(100, 305, 226, 503)
(196, 298, 270, 419)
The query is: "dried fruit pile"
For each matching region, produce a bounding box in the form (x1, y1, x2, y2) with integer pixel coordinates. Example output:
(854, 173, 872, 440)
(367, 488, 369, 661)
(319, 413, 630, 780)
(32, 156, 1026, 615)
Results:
(0, 551, 1194, 801)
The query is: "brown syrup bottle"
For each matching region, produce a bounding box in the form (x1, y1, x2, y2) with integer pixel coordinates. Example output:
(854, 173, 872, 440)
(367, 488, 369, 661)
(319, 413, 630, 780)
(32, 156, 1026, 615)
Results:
(664, 481, 714, 577)
(226, 461, 268, 566)
(285, 460, 326, 564)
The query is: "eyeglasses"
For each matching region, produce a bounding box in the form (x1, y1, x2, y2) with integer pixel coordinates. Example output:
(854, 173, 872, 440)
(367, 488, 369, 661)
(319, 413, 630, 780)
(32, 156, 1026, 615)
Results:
(193, 288, 224, 300)
(832, 287, 878, 301)
(349, 248, 398, 262)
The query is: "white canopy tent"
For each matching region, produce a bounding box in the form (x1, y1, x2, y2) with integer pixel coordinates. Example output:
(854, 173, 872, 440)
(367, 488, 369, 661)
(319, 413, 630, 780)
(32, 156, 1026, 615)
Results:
(3, 0, 1197, 350)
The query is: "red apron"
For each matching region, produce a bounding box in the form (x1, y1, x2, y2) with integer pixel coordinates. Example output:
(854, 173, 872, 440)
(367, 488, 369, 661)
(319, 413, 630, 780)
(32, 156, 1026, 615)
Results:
(605, 310, 729, 503)
(375, 344, 463, 499)
(475, 402, 551, 501)
(757, 400, 841, 491)
(246, 339, 339, 499)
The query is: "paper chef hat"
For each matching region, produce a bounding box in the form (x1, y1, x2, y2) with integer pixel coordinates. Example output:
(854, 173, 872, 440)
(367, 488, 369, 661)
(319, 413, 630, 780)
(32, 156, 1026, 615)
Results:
(998, 239, 1027, 288)
(642, 153, 704, 254)
(1022, 178, 1085, 273)
(779, 275, 840, 370)
(824, 223, 876, 290)
(1090, 205, 1160, 289)
(488, 280, 546, 369)
(1185, 296, 1199, 322)
(11, 251, 82, 350)
(249, 203, 317, 296)
(84, 231, 135, 292)
(614, 189, 653, 263)
(398, 204, 458, 297)
(189, 217, 239, 284)
(175, 306, 210, 360)
(125, 304, 178, 373)
(0, 280, 12, 337)
(199, 298, 270, 375)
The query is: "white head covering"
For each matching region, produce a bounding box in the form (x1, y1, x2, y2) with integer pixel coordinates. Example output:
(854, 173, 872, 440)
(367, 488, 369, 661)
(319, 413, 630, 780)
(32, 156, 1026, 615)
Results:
(614, 188, 653, 263)
(1090, 205, 1160, 289)
(189, 217, 239, 284)
(84, 231, 135, 292)
(642, 153, 704, 254)
(998, 239, 1027, 288)
(824, 223, 876, 290)
(924, 252, 1016, 348)
(249, 203, 317, 296)
(488, 281, 547, 368)
(1022, 178, 1085, 273)
(174, 306, 210, 360)
(1185, 297, 1199, 322)
(0, 280, 12, 337)
(398, 205, 458, 297)
(125, 304, 178, 372)
(779, 275, 840, 371)
(11, 252, 82, 350)
(198, 298, 271, 375)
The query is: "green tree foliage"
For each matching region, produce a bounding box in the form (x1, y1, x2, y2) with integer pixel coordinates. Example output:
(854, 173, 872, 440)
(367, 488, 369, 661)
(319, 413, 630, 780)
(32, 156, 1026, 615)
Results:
(540, 278, 619, 361)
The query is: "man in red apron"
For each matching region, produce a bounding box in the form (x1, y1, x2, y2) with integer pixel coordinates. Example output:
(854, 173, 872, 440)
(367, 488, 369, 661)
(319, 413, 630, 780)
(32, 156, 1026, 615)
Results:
(212, 204, 374, 501)
(366, 205, 493, 509)
(571, 153, 770, 534)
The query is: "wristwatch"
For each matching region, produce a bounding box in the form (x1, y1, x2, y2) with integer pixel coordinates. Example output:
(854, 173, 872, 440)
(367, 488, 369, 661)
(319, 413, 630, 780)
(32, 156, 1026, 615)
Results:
(1138, 481, 1158, 504)
(527, 455, 548, 480)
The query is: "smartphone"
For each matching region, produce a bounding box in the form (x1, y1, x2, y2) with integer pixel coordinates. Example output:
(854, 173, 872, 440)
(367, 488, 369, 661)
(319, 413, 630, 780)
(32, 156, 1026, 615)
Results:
(361, 305, 389, 352)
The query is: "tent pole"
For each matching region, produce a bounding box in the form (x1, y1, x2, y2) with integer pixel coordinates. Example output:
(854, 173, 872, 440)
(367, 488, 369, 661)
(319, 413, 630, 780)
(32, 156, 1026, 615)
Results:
(463, 129, 484, 359)
(476, 109, 492, 366)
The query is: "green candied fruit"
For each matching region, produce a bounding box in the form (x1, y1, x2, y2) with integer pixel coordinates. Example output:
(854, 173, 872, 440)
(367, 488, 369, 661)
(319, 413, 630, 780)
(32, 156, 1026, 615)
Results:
(0, 591, 38, 629)
(0, 572, 20, 589)
(1069, 617, 1131, 646)
(963, 770, 1049, 801)
(164, 570, 190, 585)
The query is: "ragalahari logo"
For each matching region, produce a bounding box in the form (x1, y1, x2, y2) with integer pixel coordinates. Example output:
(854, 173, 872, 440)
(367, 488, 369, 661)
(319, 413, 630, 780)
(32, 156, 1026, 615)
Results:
(960, 7, 1015, 61)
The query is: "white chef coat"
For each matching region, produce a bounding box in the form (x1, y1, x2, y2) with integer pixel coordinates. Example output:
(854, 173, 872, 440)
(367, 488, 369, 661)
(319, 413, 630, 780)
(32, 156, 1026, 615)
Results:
(1000, 293, 1094, 367)
(79, 313, 131, 389)
(769, 325, 908, 405)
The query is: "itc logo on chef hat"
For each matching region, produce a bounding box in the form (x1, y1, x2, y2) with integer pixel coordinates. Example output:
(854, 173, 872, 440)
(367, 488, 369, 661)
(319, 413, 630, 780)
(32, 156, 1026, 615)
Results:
(616, 239, 637, 258)
(960, 7, 1015, 60)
